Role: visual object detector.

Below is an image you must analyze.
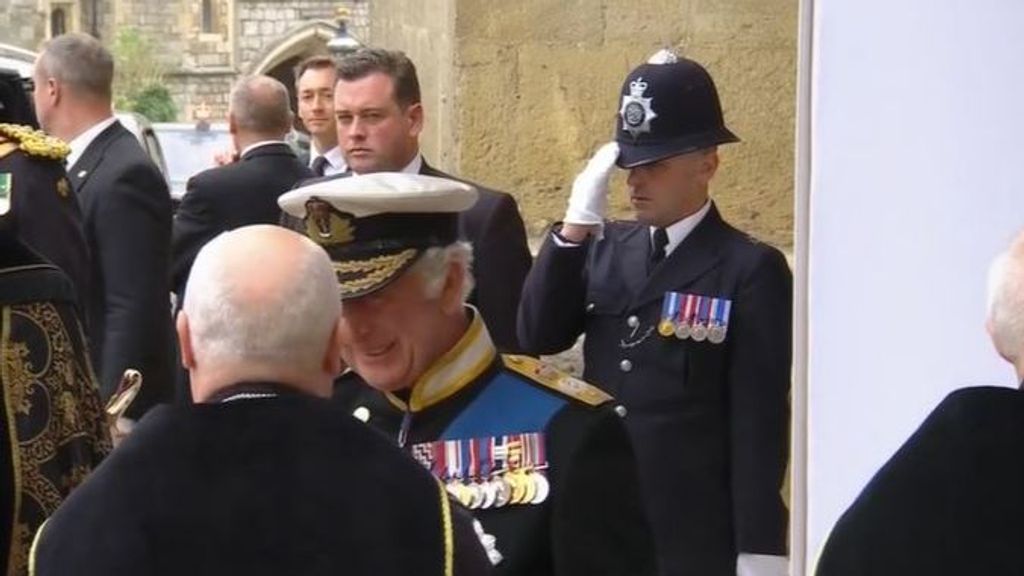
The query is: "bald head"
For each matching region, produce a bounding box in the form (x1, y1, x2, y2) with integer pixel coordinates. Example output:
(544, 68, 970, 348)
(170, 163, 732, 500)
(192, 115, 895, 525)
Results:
(179, 225, 342, 400)
(228, 75, 293, 141)
(987, 231, 1024, 381)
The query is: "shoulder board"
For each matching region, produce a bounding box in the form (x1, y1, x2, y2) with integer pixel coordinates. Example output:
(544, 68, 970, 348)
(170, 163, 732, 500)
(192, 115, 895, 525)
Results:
(0, 123, 71, 161)
(502, 354, 612, 406)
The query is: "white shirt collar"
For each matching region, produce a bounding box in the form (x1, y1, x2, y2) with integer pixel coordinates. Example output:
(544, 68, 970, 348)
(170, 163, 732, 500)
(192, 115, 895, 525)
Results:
(308, 144, 347, 175)
(239, 140, 287, 159)
(652, 199, 712, 257)
(400, 154, 423, 175)
(66, 116, 118, 170)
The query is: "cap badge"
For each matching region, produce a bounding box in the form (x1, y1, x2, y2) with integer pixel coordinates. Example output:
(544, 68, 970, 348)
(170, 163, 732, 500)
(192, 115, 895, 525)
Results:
(620, 77, 658, 139)
(305, 198, 355, 245)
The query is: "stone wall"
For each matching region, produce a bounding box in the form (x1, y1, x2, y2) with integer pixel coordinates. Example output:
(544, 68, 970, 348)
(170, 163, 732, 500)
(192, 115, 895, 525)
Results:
(237, 0, 369, 72)
(371, 0, 797, 249)
(369, 0, 457, 169)
(0, 0, 46, 49)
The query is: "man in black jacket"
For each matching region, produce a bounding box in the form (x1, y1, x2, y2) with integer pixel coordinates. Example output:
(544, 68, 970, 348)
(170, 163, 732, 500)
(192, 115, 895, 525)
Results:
(518, 51, 791, 576)
(33, 33, 174, 417)
(325, 48, 531, 352)
(172, 75, 312, 303)
(31, 225, 491, 576)
(815, 231, 1024, 576)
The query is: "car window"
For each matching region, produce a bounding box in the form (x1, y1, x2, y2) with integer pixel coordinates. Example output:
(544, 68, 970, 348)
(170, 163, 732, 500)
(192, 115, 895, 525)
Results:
(155, 127, 231, 200)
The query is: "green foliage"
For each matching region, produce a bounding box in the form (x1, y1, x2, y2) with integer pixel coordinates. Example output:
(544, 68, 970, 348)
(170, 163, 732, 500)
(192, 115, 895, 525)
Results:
(132, 85, 177, 122)
(110, 28, 177, 121)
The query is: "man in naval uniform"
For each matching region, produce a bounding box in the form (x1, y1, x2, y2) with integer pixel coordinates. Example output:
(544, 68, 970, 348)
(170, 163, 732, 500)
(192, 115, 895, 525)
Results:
(815, 230, 1024, 576)
(31, 225, 491, 576)
(517, 51, 792, 576)
(279, 172, 657, 576)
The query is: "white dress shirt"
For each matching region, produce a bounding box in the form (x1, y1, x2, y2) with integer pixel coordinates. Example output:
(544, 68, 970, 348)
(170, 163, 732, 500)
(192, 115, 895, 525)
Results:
(66, 116, 118, 171)
(308, 143, 347, 176)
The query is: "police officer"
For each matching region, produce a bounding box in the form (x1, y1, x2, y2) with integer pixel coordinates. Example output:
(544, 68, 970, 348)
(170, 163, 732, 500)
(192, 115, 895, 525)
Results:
(518, 50, 792, 576)
(0, 68, 90, 309)
(279, 172, 657, 576)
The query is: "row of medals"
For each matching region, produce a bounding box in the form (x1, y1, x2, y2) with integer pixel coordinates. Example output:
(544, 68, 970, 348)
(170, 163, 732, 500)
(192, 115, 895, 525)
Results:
(446, 469, 550, 510)
(658, 317, 728, 344)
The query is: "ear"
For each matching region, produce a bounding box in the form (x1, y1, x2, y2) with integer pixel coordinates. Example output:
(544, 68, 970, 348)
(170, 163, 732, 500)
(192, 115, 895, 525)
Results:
(322, 317, 347, 377)
(176, 311, 195, 370)
(46, 77, 60, 106)
(699, 148, 720, 183)
(439, 261, 465, 316)
(227, 112, 238, 135)
(406, 102, 424, 139)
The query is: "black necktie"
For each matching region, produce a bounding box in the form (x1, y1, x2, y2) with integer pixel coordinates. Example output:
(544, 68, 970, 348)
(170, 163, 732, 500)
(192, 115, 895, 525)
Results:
(311, 155, 329, 177)
(650, 228, 669, 269)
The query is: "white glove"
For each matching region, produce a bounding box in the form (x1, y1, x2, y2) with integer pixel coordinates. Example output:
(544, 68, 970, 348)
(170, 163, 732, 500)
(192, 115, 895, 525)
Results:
(736, 554, 788, 576)
(564, 142, 619, 226)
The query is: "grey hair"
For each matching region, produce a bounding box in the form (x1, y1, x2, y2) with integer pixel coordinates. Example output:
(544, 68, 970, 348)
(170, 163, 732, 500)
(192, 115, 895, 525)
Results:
(229, 75, 292, 136)
(183, 230, 340, 369)
(987, 246, 1024, 360)
(409, 241, 474, 301)
(38, 33, 114, 100)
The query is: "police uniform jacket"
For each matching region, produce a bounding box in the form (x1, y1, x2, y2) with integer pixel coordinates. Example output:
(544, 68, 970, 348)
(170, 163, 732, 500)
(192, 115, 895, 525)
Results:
(334, 309, 657, 576)
(31, 385, 491, 576)
(0, 125, 90, 310)
(517, 203, 792, 575)
(70, 120, 174, 417)
(1, 232, 109, 576)
(816, 386, 1024, 576)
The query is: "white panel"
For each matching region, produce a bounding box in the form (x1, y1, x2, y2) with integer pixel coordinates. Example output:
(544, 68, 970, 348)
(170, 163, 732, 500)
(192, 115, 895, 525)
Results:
(803, 0, 1024, 571)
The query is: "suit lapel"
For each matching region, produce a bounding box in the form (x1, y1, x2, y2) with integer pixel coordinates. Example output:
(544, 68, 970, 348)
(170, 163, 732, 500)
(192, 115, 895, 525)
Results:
(631, 203, 726, 309)
(68, 121, 124, 194)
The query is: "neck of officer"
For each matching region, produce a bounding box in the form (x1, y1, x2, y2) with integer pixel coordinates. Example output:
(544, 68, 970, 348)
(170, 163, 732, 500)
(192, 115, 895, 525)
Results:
(399, 306, 472, 396)
(233, 130, 286, 156)
(191, 359, 332, 403)
(310, 130, 338, 156)
(51, 99, 113, 143)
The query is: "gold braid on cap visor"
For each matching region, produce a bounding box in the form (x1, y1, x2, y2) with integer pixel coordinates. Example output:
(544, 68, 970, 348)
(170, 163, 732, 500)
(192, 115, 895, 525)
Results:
(333, 248, 419, 295)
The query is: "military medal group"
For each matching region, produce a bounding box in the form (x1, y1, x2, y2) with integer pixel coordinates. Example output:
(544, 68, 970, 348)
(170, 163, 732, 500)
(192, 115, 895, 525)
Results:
(659, 292, 732, 344)
(411, 433, 551, 510)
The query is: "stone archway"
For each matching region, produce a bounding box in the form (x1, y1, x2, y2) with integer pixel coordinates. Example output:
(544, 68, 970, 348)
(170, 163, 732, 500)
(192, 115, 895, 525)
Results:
(245, 20, 357, 134)
(245, 20, 340, 77)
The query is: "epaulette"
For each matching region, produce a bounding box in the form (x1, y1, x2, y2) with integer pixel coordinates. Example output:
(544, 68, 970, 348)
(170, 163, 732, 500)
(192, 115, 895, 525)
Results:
(0, 123, 71, 161)
(502, 354, 612, 406)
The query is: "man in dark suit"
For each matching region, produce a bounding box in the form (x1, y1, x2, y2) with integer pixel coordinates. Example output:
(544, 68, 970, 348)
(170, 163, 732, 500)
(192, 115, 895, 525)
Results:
(328, 48, 531, 352)
(815, 231, 1024, 576)
(33, 33, 174, 418)
(518, 51, 792, 576)
(31, 225, 491, 576)
(294, 55, 347, 176)
(172, 75, 312, 302)
(279, 173, 655, 576)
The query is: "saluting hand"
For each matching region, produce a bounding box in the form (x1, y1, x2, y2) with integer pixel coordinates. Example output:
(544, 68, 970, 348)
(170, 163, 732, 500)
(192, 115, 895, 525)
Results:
(562, 141, 619, 242)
